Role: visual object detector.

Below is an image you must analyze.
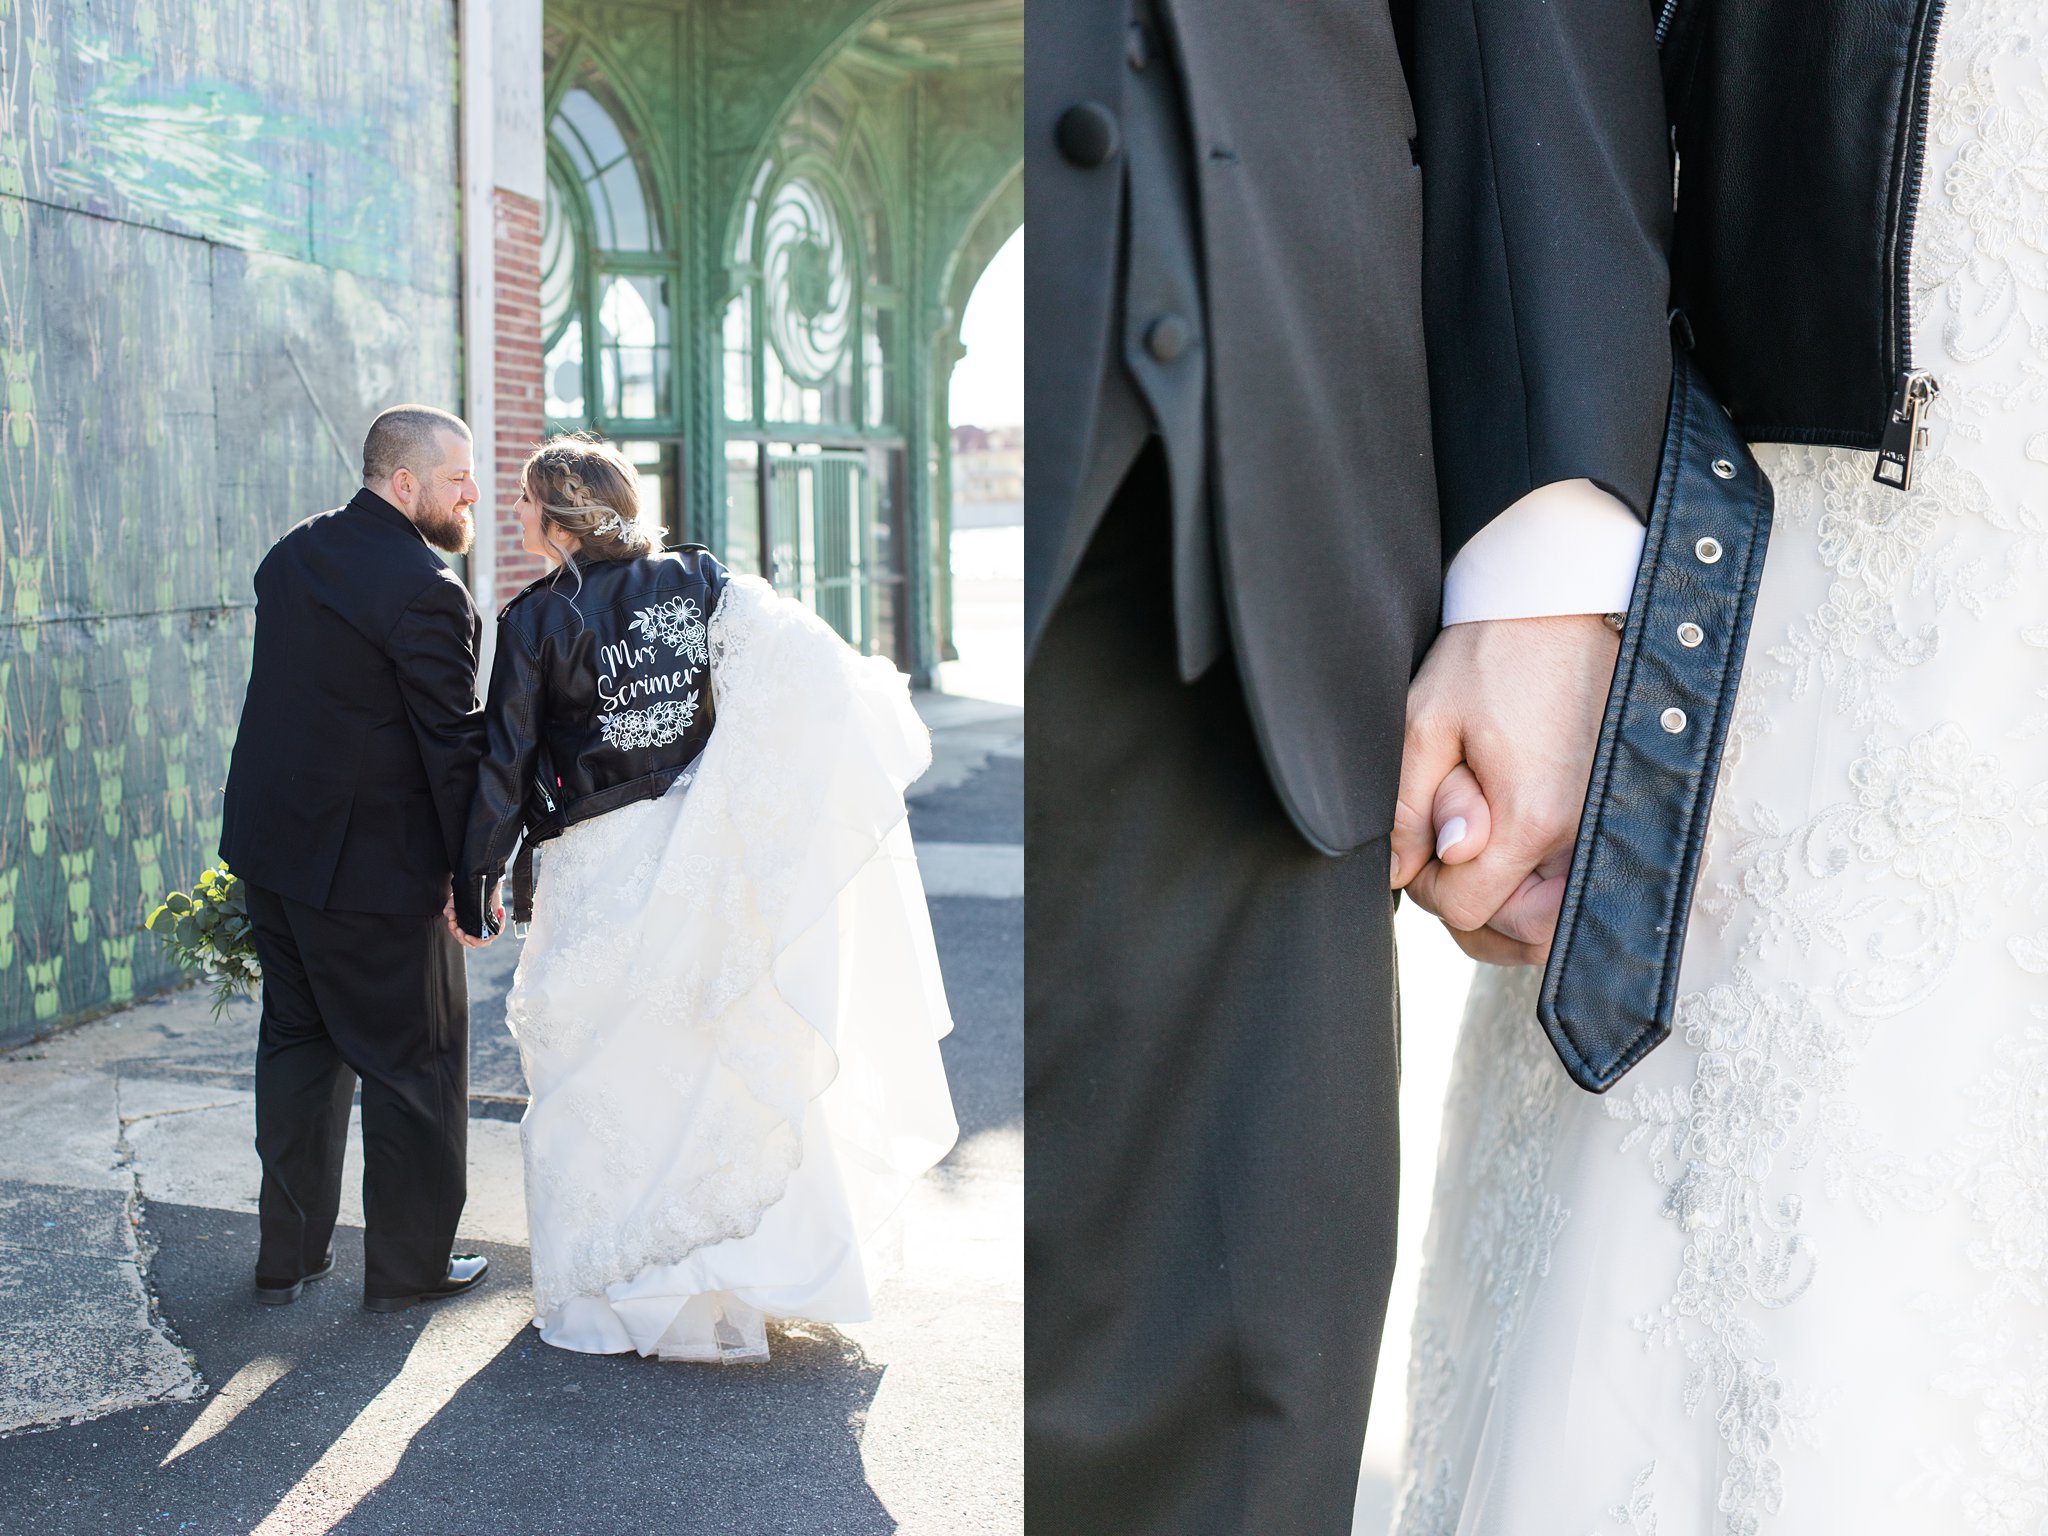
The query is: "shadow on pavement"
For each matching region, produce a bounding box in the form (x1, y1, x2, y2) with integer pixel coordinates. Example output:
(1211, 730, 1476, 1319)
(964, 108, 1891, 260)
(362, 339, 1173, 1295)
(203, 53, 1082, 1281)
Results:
(930, 898, 1020, 1156)
(2, 1204, 894, 1535)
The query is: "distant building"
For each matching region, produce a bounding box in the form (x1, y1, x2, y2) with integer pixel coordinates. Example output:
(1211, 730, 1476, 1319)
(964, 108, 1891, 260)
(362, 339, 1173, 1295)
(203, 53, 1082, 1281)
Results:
(951, 424, 1023, 506)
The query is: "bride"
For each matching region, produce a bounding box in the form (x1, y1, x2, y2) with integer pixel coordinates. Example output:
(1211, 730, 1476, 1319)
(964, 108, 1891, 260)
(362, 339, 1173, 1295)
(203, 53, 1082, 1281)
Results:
(453, 433, 957, 1363)
(1394, 4, 2048, 1532)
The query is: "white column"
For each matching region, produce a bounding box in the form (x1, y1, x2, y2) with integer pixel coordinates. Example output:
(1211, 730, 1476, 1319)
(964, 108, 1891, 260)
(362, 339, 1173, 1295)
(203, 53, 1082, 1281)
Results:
(459, 0, 498, 666)
(493, 1, 547, 205)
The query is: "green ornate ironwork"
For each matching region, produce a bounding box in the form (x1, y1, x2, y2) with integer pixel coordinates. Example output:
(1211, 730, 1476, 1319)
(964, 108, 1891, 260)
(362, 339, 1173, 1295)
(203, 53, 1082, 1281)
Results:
(541, 0, 1020, 675)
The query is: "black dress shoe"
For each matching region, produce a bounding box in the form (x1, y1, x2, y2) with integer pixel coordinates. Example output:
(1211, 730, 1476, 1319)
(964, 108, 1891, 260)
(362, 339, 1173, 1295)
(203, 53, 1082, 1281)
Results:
(363, 1253, 490, 1314)
(252, 1252, 336, 1307)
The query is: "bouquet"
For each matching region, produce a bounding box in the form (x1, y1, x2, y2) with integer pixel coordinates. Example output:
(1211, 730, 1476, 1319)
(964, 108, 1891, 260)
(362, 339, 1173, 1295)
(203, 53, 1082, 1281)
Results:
(146, 864, 261, 1020)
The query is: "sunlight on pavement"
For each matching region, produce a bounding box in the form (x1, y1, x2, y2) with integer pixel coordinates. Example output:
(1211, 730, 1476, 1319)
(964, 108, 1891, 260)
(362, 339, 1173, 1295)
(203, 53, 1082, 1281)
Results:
(159, 1354, 293, 1467)
(249, 1288, 531, 1535)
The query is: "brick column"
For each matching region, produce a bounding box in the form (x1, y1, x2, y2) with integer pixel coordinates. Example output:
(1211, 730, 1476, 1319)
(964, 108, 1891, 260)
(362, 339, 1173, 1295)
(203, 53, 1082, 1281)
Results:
(492, 186, 547, 602)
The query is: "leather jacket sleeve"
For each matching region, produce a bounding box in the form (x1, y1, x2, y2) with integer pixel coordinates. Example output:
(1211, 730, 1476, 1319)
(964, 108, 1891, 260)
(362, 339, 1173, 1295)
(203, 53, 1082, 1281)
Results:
(456, 611, 543, 936)
(388, 574, 486, 888)
(1404, 0, 1674, 564)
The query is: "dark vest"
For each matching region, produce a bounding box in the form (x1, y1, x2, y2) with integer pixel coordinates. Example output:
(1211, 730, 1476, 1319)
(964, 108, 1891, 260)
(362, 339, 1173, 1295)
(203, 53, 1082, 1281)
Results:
(1027, 0, 1443, 855)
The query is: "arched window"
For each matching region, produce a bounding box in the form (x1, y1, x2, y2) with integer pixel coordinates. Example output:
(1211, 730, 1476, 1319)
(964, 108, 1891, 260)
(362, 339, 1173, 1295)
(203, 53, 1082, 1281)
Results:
(721, 97, 904, 657)
(551, 83, 661, 253)
(540, 60, 675, 431)
(722, 103, 896, 433)
(541, 160, 585, 422)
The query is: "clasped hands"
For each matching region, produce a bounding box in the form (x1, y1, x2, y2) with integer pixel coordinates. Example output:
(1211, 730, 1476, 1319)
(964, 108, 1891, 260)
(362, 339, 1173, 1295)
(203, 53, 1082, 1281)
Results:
(1390, 614, 1619, 967)
(442, 880, 502, 951)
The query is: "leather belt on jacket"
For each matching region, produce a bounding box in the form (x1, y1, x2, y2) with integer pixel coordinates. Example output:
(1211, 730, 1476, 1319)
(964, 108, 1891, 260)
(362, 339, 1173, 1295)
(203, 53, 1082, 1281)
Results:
(1538, 338, 1774, 1092)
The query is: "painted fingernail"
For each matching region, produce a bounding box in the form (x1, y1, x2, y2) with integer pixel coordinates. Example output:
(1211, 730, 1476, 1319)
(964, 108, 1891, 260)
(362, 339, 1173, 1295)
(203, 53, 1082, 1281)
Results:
(1435, 816, 1468, 860)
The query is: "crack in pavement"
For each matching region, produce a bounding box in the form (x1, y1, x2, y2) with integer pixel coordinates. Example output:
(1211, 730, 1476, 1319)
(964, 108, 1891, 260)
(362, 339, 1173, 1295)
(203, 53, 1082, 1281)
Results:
(110, 1067, 212, 1424)
(117, 1100, 250, 1127)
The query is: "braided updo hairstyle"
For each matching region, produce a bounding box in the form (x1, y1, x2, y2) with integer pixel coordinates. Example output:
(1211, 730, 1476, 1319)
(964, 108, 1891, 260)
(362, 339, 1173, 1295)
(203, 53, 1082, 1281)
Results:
(522, 432, 658, 574)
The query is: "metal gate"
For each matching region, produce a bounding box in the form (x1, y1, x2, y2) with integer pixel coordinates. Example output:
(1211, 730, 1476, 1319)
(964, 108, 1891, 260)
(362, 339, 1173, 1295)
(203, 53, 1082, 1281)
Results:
(765, 446, 871, 648)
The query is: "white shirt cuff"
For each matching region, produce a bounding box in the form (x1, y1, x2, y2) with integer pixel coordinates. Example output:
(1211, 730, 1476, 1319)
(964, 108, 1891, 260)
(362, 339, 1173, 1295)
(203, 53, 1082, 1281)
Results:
(1440, 478, 1647, 626)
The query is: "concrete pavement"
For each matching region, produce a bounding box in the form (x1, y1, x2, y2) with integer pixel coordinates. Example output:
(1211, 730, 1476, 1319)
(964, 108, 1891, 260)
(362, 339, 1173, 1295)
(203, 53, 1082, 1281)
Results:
(0, 692, 1022, 1536)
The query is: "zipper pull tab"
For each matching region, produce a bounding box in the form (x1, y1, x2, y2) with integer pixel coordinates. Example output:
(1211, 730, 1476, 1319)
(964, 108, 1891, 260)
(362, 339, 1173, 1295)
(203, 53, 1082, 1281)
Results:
(1872, 370, 1939, 492)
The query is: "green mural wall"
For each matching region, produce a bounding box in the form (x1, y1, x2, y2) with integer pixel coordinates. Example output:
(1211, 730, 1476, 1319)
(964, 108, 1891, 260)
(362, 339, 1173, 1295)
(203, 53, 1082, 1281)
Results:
(0, 0, 460, 1044)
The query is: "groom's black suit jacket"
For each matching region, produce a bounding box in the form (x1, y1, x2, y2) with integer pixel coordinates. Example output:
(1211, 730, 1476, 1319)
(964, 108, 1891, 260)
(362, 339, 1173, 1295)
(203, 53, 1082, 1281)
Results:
(221, 488, 484, 915)
(1027, 0, 1674, 854)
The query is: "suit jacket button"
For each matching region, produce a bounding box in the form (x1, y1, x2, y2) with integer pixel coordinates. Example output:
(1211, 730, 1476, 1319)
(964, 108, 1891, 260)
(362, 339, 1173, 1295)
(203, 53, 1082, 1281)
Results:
(1145, 314, 1193, 363)
(1056, 102, 1120, 167)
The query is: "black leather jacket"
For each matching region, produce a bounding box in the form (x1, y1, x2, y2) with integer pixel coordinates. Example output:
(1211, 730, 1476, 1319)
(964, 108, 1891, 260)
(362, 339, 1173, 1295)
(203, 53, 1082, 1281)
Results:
(456, 547, 728, 936)
(1663, 0, 1947, 477)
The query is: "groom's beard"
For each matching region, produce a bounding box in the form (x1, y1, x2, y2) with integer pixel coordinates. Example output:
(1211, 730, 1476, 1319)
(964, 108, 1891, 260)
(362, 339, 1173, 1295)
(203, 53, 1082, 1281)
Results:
(417, 497, 475, 555)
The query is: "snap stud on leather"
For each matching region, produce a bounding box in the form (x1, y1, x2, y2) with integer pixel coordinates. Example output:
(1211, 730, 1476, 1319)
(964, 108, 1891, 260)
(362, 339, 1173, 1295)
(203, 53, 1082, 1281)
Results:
(1712, 458, 1737, 480)
(1695, 536, 1723, 564)
(1677, 622, 1704, 648)
(1661, 707, 1689, 733)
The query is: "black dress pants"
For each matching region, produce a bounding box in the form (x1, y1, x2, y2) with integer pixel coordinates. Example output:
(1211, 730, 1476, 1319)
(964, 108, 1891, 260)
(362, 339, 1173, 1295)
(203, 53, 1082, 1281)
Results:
(1025, 457, 1403, 1534)
(245, 883, 468, 1299)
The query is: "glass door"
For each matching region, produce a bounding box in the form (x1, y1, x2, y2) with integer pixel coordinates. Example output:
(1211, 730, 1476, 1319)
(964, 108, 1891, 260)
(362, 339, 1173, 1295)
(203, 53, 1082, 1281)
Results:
(766, 444, 870, 648)
(618, 438, 682, 547)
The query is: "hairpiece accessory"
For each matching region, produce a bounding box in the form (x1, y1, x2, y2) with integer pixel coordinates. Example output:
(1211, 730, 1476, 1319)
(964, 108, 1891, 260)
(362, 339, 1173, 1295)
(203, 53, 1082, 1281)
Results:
(588, 510, 627, 539)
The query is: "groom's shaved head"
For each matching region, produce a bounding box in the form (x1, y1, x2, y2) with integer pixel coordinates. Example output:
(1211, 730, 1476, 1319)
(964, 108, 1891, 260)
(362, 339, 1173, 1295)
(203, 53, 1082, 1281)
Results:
(363, 404, 470, 486)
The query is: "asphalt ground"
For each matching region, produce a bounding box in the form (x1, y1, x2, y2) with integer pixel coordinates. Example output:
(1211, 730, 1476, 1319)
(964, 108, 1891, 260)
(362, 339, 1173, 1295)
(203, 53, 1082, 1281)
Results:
(0, 1206, 904, 1536)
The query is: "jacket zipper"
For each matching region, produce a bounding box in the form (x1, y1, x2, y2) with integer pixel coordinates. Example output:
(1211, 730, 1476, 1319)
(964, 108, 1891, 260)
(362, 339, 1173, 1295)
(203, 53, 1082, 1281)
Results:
(1873, 370, 1939, 491)
(1874, 0, 1948, 492)
(1653, 0, 1682, 47)
(533, 774, 556, 813)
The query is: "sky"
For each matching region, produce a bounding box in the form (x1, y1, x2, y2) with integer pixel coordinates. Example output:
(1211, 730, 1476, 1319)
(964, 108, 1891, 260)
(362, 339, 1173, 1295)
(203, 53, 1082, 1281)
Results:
(948, 226, 1023, 429)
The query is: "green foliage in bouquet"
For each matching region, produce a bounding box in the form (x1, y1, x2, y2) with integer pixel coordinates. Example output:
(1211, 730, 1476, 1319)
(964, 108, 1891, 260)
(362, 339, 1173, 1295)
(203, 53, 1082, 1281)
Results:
(146, 865, 261, 1020)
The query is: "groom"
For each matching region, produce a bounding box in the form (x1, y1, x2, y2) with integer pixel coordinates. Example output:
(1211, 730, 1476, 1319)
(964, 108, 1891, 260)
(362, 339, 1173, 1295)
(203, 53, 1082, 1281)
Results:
(221, 404, 493, 1313)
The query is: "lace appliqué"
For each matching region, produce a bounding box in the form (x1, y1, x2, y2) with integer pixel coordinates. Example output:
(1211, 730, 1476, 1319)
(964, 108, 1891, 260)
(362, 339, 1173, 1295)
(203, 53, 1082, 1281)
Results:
(1593, 1465, 1662, 1536)
(1396, 965, 1570, 1536)
(1394, 1319, 1459, 1536)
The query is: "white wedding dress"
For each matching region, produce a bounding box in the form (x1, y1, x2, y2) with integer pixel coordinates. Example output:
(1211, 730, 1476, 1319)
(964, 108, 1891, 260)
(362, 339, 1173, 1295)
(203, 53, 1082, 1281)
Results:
(502, 574, 958, 1362)
(1395, 7, 2048, 1531)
